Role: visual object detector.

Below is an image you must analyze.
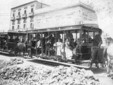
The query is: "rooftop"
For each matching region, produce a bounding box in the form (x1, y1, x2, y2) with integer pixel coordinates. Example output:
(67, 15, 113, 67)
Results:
(11, 0, 49, 10)
(35, 2, 94, 15)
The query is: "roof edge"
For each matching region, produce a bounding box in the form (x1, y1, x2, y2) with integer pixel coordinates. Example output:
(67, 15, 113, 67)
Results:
(35, 2, 94, 15)
(11, 0, 49, 10)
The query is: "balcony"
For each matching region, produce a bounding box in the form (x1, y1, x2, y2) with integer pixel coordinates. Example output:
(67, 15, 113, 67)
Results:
(29, 12, 34, 17)
(16, 15, 21, 20)
(11, 17, 15, 21)
(22, 14, 27, 19)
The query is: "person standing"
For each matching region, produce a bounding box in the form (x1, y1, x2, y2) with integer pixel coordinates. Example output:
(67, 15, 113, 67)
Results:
(90, 30, 102, 68)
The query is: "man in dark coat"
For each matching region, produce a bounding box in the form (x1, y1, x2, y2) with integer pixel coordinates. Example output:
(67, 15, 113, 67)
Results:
(90, 30, 102, 68)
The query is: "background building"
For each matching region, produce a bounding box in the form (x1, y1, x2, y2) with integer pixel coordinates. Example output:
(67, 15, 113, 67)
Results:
(9, 0, 48, 32)
(34, 2, 97, 30)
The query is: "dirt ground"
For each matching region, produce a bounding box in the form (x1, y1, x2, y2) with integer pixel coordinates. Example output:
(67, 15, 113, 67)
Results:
(0, 54, 113, 85)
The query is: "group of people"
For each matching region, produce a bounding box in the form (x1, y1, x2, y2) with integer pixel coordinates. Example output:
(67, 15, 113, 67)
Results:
(4, 30, 106, 68)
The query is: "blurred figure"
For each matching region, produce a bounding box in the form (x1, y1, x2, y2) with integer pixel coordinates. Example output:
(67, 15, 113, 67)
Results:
(54, 39, 63, 56)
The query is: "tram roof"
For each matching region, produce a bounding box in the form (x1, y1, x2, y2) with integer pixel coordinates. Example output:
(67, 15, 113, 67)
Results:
(8, 31, 27, 35)
(0, 32, 8, 35)
(27, 24, 100, 33)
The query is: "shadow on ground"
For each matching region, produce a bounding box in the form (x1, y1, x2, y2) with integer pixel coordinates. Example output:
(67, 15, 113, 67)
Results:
(28, 59, 60, 67)
(91, 68, 107, 74)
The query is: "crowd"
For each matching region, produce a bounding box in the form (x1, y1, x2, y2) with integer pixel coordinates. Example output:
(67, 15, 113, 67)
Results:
(0, 30, 106, 68)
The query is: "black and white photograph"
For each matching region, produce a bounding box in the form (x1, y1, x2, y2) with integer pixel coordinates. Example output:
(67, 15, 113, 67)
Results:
(0, 0, 113, 85)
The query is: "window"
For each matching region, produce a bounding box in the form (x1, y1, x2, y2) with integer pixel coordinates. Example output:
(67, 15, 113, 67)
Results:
(13, 13, 15, 17)
(30, 17, 34, 22)
(18, 12, 21, 17)
(17, 20, 20, 24)
(12, 26, 14, 30)
(30, 23, 34, 29)
(23, 19, 27, 23)
(12, 21, 15, 25)
(23, 24, 26, 29)
(24, 10, 27, 14)
(18, 25, 20, 29)
(31, 8, 34, 13)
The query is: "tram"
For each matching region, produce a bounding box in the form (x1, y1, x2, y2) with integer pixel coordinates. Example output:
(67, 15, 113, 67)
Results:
(27, 24, 101, 63)
(0, 2, 102, 67)
(0, 24, 101, 67)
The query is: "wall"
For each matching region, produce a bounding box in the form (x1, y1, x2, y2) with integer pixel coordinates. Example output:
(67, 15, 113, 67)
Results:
(34, 6, 83, 29)
(34, 5, 97, 30)
(10, 1, 48, 32)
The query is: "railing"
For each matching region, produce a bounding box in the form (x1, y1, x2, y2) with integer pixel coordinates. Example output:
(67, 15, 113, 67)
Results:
(16, 15, 21, 20)
(29, 12, 34, 17)
(22, 14, 27, 19)
(11, 17, 15, 21)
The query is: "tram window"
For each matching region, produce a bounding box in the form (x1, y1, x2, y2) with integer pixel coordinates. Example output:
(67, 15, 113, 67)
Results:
(76, 33, 80, 39)
(89, 32, 94, 39)
(72, 33, 76, 40)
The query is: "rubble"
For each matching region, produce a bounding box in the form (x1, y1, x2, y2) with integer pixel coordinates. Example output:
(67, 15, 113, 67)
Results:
(0, 58, 101, 85)
(40, 66, 100, 85)
(6, 58, 24, 66)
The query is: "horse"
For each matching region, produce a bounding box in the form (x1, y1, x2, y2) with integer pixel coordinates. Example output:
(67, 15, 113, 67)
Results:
(104, 37, 113, 75)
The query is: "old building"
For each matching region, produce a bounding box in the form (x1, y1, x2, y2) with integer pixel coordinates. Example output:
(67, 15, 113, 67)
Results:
(9, 0, 49, 32)
(34, 2, 97, 30)
(9, 1, 97, 32)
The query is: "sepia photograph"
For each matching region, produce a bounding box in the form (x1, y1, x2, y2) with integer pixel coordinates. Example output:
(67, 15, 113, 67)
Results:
(0, 0, 113, 85)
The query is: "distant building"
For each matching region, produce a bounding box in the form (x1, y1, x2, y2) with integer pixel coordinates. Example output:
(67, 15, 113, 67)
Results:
(9, 0, 49, 32)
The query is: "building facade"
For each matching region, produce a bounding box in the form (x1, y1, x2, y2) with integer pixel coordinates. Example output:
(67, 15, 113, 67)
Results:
(34, 2, 97, 30)
(10, 0, 48, 32)
(9, 1, 97, 32)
